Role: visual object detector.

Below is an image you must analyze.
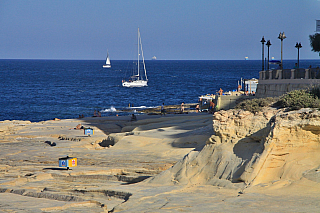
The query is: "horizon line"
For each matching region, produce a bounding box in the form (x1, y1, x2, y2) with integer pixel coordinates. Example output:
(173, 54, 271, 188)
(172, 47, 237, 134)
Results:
(1, 58, 320, 61)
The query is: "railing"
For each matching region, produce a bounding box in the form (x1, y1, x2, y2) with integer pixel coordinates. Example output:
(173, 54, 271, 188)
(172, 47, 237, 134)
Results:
(259, 68, 320, 80)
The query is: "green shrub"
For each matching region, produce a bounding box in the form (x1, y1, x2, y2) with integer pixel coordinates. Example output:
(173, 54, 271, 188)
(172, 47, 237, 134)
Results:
(236, 87, 320, 113)
(235, 97, 276, 113)
(309, 86, 320, 98)
(277, 89, 320, 110)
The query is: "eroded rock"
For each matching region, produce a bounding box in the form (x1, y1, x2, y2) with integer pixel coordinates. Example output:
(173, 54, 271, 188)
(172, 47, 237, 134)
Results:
(148, 107, 320, 190)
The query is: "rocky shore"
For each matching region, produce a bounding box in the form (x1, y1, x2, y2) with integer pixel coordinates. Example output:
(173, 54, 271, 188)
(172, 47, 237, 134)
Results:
(1, 108, 320, 212)
(129, 103, 198, 114)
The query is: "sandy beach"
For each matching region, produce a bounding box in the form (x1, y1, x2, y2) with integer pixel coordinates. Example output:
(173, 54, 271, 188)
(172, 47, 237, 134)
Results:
(1, 108, 320, 212)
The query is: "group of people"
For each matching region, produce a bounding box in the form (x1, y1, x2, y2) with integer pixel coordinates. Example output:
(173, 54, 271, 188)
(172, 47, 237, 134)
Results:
(160, 102, 184, 115)
(93, 110, 101, 117)
(160, 102, 202, 114)
(69, 123, 84, 130)
(292, 64, 317, 69)
(245, 90, 255, 96)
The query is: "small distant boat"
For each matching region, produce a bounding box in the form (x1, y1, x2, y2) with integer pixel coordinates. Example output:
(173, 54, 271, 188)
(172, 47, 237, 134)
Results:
(122, 28, 148, 87)
(269, 60, 281, 64)
(152, 56, 157, 60)
(103, 51, 111, 68)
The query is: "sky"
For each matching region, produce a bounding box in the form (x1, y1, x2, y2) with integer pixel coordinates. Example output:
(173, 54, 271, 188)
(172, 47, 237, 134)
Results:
(0, 0, 320, 60)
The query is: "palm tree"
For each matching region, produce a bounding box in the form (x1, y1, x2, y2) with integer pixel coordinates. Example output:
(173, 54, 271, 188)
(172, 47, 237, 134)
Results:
(309, 33, 320, 55)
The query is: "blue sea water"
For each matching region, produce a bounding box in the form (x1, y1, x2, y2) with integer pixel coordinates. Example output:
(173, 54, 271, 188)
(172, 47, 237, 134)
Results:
(1, 59, 320, 122)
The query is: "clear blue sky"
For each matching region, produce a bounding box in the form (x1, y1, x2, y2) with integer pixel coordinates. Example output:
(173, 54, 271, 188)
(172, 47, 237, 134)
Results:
(0, 0, 319, 60)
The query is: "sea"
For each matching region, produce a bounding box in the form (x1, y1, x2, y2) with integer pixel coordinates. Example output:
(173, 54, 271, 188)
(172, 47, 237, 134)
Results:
(1, 59, 320, 122)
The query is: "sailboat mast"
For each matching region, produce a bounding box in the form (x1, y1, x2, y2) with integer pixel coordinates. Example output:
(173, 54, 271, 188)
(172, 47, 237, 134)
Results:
(139, 31, 147, 81)
(137, 28, 140, 79)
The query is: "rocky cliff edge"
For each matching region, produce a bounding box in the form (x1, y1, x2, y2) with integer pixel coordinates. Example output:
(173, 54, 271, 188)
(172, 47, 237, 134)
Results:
(148, 107, 320, 190)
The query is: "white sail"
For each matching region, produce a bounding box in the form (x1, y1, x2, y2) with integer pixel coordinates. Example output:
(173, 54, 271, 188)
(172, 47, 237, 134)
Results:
(122, 28, 148, 87)
(103, 51, 111, 68)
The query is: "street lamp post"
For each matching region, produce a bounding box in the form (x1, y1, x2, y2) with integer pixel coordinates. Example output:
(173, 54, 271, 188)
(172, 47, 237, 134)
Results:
(278, 32, 286, 69)
(295, 42, 302, 68)
(266, 40, 272, 70)
(260, 36, 266, 71)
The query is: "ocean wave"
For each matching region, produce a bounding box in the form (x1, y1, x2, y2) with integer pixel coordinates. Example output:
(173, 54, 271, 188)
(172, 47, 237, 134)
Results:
(127, 106, 157, 109)
(101, 106, 117, 112)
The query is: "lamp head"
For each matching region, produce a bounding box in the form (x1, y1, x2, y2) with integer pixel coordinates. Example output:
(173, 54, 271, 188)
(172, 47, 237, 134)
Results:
(295, 42, 302, 48)
(278, 32, 286, 40)
(278, 32, 282, 39)
(266, 40, 272, 46)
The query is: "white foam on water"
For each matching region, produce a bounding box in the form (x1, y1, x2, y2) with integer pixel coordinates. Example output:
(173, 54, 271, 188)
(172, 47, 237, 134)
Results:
(102, 106, 117, 112)
(128, 106, 157, 109)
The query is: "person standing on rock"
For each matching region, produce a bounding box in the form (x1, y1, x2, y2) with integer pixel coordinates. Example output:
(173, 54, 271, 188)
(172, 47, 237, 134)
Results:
(209, 101, 215, 114)
(131, 114, 137, 121)
(181, 102, 184, 113)
(161, 103, 166, 116)
(196, 104, 200, 112)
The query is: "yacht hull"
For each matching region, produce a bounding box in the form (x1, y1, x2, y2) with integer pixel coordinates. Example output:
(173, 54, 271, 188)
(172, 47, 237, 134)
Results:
(122, 80, 148, 87)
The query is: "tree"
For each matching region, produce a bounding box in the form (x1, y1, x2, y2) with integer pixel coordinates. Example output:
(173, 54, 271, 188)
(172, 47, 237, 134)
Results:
(309, 33, 320, 54)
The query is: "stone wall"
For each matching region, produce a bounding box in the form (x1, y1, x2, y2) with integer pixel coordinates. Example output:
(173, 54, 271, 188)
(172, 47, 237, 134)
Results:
(216, 95, 254, 110)
(256, 68, 320, 98)
(256, 79, 320, 98)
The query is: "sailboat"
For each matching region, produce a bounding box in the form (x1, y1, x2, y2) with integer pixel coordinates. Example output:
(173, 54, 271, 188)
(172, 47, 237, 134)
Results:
(122, 28, 148, 87)
(103, 51, 111, 68)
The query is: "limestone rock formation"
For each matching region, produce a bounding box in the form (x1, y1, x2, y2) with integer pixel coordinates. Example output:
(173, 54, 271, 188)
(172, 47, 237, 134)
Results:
(148, 108, 320, 190)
